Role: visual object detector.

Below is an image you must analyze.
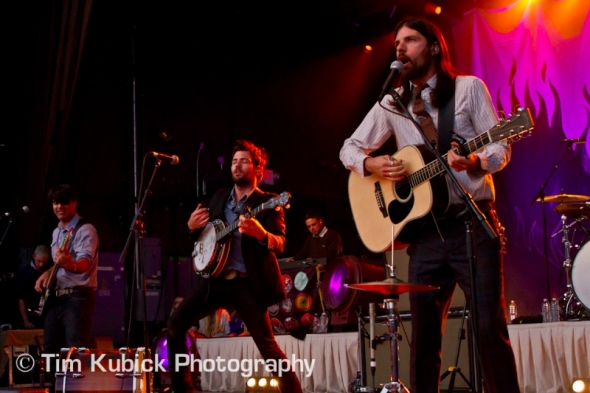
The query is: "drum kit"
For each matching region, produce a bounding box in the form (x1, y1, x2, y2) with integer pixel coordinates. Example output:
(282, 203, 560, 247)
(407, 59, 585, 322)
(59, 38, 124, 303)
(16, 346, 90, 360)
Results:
(541, 193, 590, 319)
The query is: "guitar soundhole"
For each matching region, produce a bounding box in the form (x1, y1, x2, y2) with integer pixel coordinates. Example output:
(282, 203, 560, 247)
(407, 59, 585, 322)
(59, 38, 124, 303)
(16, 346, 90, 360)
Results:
(389, 182, 414, 225)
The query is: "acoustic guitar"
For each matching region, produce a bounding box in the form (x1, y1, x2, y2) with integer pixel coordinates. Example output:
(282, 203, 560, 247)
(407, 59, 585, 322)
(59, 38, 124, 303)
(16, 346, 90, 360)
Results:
(348, 108, 534, 252)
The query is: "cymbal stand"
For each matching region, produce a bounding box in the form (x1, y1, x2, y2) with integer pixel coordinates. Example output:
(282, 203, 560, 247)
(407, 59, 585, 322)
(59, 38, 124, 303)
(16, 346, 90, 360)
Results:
(556, 214, 584, 319)
(380, 297, 409, 393)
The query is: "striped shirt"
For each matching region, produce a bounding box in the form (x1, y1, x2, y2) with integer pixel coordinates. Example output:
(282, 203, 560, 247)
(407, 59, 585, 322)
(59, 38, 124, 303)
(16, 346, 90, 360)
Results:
(340, 75, 510, 204)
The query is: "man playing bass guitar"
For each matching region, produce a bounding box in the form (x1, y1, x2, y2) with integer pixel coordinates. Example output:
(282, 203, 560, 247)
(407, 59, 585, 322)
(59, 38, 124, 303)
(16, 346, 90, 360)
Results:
(34, 184, 99, 356)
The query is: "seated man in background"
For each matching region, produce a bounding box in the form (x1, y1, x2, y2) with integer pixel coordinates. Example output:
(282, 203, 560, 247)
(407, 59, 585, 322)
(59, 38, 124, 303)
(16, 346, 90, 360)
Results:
(286, 211, 343, 262)
(16, 245, 51, 329)
(196, 309, 231, 338)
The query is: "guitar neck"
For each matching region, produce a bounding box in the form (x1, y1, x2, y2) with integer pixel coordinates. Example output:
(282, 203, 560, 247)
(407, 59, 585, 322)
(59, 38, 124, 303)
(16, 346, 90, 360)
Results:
(216, 204, 265, 241)
(43, 264, 60, 295)
(407, 131, 492, 187)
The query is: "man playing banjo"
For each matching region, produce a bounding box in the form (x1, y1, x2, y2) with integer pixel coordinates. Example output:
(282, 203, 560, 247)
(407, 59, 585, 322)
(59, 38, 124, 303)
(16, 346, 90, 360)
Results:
(166, 140, 303, 393)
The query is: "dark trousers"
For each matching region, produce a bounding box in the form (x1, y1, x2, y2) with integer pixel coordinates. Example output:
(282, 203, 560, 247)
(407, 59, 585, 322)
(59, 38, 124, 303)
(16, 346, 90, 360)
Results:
(407, 208, 520, 393)
(43, 289, 96, 355)
(167, 276, 303, 393)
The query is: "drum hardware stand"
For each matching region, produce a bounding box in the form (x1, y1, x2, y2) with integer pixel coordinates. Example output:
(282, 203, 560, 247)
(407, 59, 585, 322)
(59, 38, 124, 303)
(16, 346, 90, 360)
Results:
(530, 141, 574, 301)
(439, 303, 475, 393)
(378, 297, 409, 393)
(350, 306, 375, 393)
(554, 214, 585, 319)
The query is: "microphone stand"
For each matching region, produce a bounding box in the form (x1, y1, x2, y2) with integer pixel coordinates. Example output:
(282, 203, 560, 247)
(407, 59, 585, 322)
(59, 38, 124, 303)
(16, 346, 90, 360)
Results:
(529, 146, 570, 301)
(118, 159, 162, 393)
(387, 91, 498, 393)
(0, 218, 13, 248)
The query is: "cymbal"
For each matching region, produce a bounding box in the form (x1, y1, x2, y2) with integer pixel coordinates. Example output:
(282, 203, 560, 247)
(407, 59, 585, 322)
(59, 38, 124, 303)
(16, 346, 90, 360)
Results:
(538, 193, 590, 203)
(554, 203, 590, 218)
(346, 278, 439, 296)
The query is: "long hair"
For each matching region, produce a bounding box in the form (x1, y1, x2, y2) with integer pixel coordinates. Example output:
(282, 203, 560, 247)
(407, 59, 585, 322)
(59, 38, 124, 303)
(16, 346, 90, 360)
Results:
(202, 309, 227, 337)
(392, 17, 462, 109)
(232, 140, 268, 183)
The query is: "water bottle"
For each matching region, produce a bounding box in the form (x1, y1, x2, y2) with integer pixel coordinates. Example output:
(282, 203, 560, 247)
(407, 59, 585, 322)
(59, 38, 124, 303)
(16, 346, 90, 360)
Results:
(509, 300, 517, 322)
(542, 298, 551, 322)
(550, 298, 560, 322)
(312, 313, 320, 333)
(319, 312, 328, 333)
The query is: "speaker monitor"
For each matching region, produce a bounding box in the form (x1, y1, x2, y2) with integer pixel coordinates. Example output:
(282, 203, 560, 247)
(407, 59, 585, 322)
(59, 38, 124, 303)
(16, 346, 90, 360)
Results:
(54, 348, 147, 393)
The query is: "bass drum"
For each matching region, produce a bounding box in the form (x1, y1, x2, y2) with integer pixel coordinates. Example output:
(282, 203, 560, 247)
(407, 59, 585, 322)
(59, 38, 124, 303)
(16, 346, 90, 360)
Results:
(572, 241, 590, 309)
(321, 255, 385, 312)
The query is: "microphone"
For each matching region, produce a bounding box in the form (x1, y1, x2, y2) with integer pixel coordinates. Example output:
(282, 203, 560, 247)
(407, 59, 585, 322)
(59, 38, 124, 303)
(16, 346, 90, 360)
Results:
(4, 206, 29, 217)
(562, 138, 586, 144)
(151, 152, 179, 165)
(377, 60, 404, 102)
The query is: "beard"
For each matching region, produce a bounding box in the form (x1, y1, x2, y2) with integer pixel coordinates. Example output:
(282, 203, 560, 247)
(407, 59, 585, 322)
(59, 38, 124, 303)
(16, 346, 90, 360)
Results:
(232, 173, 251, 186)
(401, 59, 430, 81)
(399, 49, 433, 82)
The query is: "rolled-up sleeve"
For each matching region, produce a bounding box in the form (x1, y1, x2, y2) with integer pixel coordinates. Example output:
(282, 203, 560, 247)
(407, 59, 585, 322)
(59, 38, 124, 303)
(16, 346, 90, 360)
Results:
(340, 101, 395, 176)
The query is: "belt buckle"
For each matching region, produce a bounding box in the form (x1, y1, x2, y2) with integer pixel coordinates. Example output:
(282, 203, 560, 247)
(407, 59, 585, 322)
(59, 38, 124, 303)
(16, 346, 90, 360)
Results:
(223, 270, 237, 280)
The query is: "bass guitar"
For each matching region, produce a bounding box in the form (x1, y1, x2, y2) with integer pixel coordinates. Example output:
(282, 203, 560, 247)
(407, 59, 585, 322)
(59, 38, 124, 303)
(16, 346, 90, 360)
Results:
(192, 191, 291, 278)
(35, 227, 74, 316)
(348, 108, 534, 252)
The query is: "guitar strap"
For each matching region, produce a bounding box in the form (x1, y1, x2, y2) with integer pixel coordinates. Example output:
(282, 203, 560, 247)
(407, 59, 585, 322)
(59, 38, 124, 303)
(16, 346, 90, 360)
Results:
(437, 91, 456, 154)
(67, 219, 87, 252)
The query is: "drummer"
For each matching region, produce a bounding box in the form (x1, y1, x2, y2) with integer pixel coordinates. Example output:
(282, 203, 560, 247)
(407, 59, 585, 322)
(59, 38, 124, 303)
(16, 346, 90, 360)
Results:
(285, 211, 343, 263)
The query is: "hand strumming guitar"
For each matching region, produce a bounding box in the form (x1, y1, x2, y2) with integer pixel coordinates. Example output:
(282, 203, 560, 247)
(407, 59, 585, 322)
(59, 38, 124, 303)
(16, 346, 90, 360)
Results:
(364, 155, 407, 181)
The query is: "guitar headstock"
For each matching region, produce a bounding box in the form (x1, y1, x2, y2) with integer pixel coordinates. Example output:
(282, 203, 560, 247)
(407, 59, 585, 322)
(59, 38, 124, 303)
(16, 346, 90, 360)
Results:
(60, 227, 74, 251)
(264, 192, 292, 211)
(490, 108, 534, 144)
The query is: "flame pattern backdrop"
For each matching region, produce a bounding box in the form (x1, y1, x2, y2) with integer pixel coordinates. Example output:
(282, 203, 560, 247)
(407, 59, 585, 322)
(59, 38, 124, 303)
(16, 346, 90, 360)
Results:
(452, 0, 590, 315)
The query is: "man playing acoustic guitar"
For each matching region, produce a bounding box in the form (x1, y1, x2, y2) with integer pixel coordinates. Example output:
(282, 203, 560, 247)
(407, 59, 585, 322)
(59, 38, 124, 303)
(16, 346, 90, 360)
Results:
(340, 17, 520, 393)
(167, 140, 302, 393)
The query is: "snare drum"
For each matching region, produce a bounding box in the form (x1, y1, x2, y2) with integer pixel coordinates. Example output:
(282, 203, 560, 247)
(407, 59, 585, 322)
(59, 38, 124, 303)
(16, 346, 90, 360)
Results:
(572, 242, 590, 310)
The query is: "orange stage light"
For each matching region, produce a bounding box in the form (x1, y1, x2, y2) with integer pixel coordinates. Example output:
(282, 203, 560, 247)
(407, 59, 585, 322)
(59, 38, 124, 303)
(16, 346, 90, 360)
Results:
(424, 2, 442, 15)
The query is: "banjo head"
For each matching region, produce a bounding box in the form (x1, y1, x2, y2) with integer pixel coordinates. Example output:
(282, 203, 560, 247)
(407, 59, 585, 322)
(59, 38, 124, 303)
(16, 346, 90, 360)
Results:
(192, 222, 219, 272)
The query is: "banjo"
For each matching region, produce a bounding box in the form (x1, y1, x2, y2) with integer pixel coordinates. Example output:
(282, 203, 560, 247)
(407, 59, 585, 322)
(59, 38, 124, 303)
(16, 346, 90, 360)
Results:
(192, 191, 291, 278)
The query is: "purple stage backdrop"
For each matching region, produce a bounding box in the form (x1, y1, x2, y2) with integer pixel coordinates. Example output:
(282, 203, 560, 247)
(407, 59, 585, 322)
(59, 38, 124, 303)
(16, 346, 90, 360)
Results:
(452, 1, 590, 316)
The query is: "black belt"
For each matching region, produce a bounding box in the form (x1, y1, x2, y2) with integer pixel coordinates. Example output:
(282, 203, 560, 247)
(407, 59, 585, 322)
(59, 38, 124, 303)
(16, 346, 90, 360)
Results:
(55, 287, 94, 297)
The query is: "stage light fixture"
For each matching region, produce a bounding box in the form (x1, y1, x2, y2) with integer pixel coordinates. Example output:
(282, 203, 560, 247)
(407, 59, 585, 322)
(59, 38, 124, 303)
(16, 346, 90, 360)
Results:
(424, 2, 442, 15)
(573, 378, 590, 392)
(365, 45, 373, 52)
(245, 376, 280, 392)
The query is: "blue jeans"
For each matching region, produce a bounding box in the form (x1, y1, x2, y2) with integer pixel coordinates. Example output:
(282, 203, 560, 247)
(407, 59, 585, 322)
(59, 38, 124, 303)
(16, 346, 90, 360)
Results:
(43, 289, 96, 355)
(167, 276, 303, 393)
